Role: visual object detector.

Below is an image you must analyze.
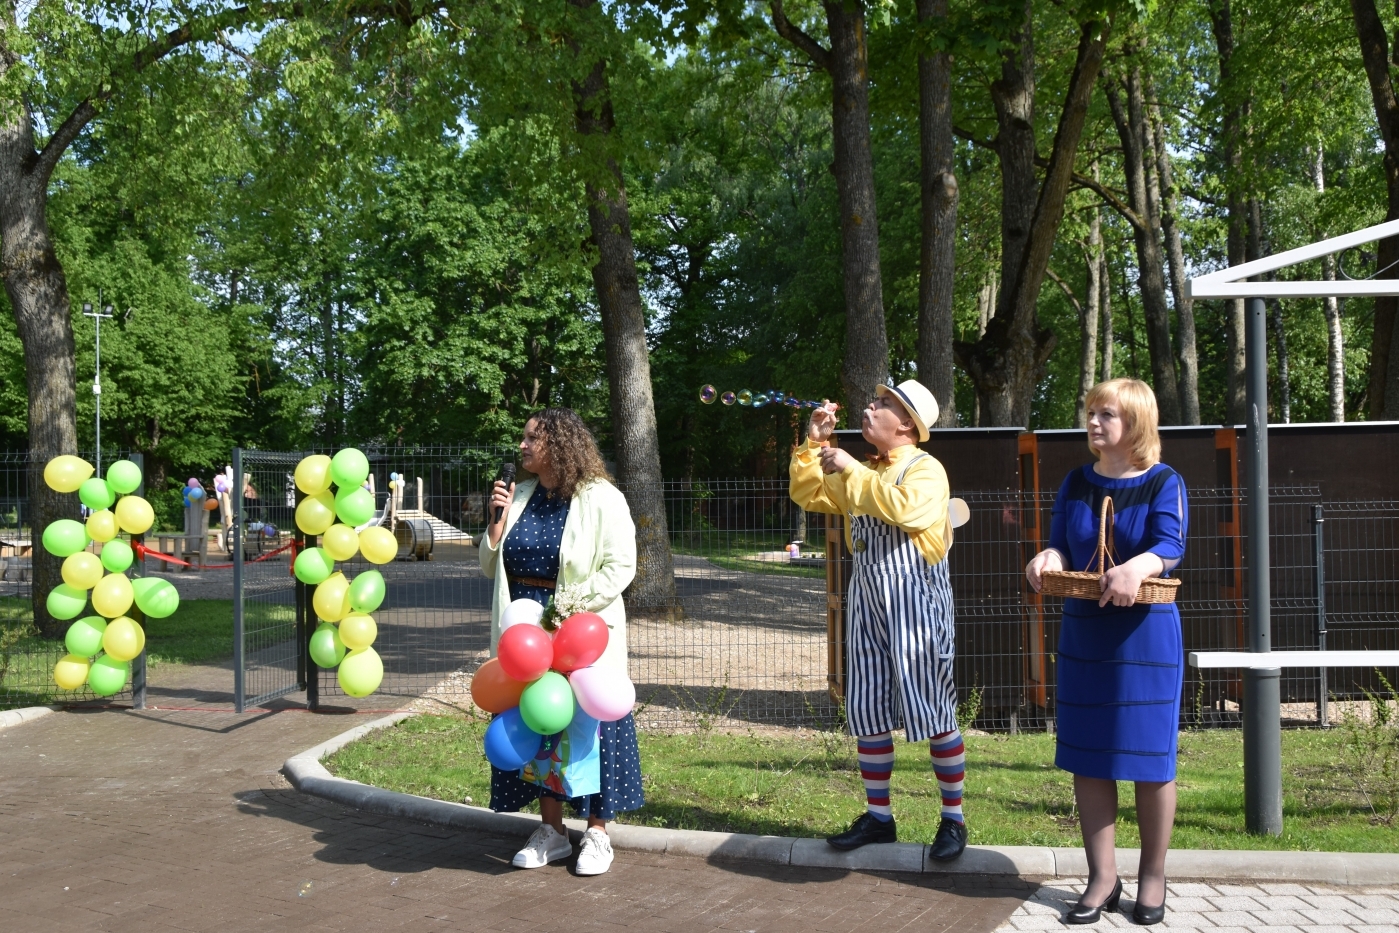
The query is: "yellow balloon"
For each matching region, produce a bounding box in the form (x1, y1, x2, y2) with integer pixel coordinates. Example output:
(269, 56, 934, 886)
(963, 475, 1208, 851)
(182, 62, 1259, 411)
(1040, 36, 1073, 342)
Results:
(114, 495, 155, 534)
(322, 524, 360, 562)
(53, 654, 91, 690)
(296, 491, 336, 536)
(61, 551, 104, 590)
(339, 612, 378, 650)
(91, 572, 135, 618)
(86, 509, 118, 543)
(312, 573, 351, 623)
(294, 454, 333, 496)
(101, 616, 146, 662)
(358, 526, 398, 565)
(44, 455, 94, 493)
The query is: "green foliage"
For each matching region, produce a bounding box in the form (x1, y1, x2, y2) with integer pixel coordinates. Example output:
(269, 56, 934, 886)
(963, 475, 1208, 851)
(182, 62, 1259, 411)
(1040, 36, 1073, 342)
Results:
(1339, 672, 1399, 825)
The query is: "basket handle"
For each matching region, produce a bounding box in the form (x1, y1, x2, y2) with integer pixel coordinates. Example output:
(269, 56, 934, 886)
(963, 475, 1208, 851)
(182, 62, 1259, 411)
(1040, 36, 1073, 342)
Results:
(1090, 496, 1118, 574)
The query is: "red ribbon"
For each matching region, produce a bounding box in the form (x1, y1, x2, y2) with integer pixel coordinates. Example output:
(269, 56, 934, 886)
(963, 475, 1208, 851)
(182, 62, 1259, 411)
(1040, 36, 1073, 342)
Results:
(134, 540, 294, 570)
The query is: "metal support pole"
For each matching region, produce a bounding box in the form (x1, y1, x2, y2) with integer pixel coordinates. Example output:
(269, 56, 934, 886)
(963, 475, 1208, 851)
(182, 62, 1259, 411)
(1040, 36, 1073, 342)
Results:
(1314, 504, 1328, 727)
(232, 448, 245, 713)
(129, 453, 146, 710)
(296, 487, 317, 711)
(1244, 296, 1282, 835)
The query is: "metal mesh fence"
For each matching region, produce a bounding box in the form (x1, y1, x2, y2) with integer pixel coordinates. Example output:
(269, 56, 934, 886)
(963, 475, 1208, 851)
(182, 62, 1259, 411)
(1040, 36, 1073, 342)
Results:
(0, 450, 136, 710)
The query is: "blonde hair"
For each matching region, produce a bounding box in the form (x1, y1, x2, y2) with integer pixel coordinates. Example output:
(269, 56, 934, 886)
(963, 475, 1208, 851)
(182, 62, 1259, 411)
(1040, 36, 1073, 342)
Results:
(1084, 378, 1161, 469)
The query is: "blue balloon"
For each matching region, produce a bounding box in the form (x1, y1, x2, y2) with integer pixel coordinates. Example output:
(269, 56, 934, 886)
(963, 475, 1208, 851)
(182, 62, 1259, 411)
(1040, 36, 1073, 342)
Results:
(483, 707, 542, 771)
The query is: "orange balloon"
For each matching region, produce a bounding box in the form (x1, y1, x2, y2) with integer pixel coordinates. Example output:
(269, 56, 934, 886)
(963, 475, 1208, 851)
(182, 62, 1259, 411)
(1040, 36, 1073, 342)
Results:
(470, 658, 527, 714)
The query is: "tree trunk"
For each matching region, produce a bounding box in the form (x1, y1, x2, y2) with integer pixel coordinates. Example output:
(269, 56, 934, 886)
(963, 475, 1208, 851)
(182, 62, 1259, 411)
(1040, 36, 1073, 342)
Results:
(1078, 177, 1102, 428)
(955, 8, 1112, 426)
(1209, 0, 1249, 425)
(916, 0, 957, 427)
(1270, 299, 1291, 422)
(1100, 250, 1114, 381)
(1146, 82, 1199, 424)
(569, 38, 677, 610)
(1349, 0, 1399, 419)
(1104, 68, 1180, 423)
(1313, 143, 1346, 422)
(1, 50, 81, 639)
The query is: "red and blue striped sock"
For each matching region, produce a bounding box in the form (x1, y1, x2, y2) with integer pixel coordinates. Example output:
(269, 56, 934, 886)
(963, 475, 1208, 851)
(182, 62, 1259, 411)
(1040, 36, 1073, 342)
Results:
(929, 728, 965, 824)
(857, 732, 895, 821)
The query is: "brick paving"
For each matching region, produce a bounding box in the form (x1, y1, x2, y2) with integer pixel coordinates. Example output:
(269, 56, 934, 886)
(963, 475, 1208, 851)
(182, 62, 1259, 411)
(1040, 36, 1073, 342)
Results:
(997, 880, 1399, 933)
(1, 666, 1031, 933)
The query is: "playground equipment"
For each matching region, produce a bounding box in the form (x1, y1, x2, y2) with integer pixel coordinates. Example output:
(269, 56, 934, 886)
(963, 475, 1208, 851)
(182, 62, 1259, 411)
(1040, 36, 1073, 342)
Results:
(366, 472, 473, 561)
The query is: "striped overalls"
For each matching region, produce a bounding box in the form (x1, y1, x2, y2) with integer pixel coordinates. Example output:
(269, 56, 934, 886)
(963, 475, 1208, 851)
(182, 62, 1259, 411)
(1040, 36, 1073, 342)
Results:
(844, 455, 958, 742)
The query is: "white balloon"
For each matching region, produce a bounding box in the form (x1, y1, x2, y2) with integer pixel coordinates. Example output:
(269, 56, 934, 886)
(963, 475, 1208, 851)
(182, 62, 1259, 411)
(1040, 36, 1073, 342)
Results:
(500, 598, 545, 631)
(948, 497, 970, 529)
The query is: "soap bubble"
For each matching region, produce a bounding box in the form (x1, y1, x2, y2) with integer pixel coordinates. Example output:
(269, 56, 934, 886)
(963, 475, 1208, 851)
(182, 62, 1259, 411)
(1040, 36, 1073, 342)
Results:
(752, 393, 770, 408)
(786, 395, 803, 408)
(737, 390, 753, 407)
(721, 391, 736, 406)
(699, 384, 717, 404)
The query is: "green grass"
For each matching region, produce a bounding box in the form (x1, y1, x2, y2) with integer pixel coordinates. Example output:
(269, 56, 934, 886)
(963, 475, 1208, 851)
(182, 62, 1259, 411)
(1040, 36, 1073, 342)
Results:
(324, 715, 1399, 852)
(1, 597, 236, 707)
(671, 530, 825, 579)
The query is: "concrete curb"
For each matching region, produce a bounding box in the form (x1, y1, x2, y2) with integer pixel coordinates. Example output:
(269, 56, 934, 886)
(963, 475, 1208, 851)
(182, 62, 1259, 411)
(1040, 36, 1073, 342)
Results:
(284, 712, 1399, 885)
(0, 706, 57, 729)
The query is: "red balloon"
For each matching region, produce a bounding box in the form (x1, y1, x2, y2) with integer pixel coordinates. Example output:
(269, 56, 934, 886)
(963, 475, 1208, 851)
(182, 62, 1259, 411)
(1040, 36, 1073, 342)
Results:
(551, 612, 609, 673)
(497, 624, 553, 682)
(470, 658, 527, 713)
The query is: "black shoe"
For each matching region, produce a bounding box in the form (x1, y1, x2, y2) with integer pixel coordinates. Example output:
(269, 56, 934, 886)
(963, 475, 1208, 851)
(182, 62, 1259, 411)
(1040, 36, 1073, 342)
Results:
(1132, 888, 1166, 926)
(927, 817, 967, 861)
(827, 812, 897, 850)
(1065, 877, 1122, 925)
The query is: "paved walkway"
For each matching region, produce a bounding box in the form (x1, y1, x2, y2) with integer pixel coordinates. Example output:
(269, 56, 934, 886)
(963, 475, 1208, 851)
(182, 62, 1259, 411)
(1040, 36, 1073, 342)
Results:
(997, 880, 1399, 933)
(1, 665, 1031, 933)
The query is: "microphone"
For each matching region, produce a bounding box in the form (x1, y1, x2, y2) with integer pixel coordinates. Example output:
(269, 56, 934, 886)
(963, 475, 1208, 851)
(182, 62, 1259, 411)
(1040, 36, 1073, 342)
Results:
(494, 462, 516, 525)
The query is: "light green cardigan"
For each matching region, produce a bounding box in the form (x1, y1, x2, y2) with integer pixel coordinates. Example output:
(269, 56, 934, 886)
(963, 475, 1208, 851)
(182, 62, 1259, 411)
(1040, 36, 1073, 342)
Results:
(478, 477, 636, 672)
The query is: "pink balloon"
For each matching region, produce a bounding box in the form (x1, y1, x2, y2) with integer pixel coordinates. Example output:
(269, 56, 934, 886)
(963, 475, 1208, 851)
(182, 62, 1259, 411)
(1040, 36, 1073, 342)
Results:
(570, 664, 636, 721)
(498, 624, 553, 682)
(551, 612, 609, 673)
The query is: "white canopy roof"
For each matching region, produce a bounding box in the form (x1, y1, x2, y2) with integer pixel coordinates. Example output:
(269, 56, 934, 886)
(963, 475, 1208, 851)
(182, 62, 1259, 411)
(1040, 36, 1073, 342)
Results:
(1188, 218, 1399, 299)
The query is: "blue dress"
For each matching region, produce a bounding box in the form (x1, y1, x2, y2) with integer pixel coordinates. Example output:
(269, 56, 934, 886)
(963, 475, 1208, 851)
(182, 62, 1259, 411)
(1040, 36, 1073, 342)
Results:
(1050, 463, 1188, 782)
(488, 483, 645, 820)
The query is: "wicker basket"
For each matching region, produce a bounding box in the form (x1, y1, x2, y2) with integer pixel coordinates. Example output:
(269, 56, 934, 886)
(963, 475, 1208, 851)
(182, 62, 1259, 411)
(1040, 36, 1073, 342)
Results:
(1040, 495, 1181, 604)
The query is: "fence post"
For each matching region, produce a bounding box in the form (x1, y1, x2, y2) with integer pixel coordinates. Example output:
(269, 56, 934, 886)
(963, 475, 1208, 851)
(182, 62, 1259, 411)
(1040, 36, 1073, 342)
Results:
(1314, 504, 1328, 727)
(232, 448, 245, 713)
(1243, 295, 1283, 836)
(130, 453, 146, 710)
(296, 486, 316, 711)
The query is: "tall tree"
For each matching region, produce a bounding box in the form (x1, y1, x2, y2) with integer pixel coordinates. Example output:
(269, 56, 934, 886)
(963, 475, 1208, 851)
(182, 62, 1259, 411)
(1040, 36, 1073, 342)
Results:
(1312, 143, 1346, 422)
(916, 0, 957, 425)
(1208, 0, 1250, 425)
(769, 0, 889, 413)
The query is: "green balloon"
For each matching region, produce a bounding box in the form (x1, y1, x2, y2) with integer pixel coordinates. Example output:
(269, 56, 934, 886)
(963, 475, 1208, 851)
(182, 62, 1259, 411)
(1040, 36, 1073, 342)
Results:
(99, 538, 134, 573)
(42, 519, 89, 558)
(337, 646, 383, 697)
(309, 622, 347, 668)
(330, 448, 370, 488)
(65, 616, 107, 657)
(348, 570, 385, 613)
(333, 487, 375, 526)
(87, 654, 129, 697)
(520, 671, 575, 735)
(294, 546, 336, 585)
(106, 460, 143, 495)
(78, 477, 115, 510)
(46, 583, 88, 620)
(131, 577, 180, 619)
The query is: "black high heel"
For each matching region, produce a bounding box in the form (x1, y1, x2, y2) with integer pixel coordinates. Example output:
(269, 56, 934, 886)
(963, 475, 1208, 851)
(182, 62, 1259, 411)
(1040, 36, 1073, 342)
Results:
(1065, 877, 1122, 925)
(1133, 887, 1166, 926)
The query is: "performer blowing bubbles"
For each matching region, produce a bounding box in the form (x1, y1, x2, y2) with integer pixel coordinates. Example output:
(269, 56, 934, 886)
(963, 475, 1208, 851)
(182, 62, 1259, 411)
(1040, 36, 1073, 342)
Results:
(789, 380, 967, 861)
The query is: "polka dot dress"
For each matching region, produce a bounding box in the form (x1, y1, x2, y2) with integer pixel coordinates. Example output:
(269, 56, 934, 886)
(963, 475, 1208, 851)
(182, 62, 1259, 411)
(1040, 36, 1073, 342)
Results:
(491, 483, 645, 821)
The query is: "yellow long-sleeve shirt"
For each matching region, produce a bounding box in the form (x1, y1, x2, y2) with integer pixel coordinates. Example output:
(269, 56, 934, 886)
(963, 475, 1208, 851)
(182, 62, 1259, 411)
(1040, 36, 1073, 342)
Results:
(789, 440, 952, 566)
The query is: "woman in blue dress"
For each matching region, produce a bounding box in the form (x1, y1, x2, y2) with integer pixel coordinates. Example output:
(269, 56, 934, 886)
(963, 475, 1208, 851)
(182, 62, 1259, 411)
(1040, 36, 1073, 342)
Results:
(480, 408, 643, 877)
(1025, 379, 1187, 926)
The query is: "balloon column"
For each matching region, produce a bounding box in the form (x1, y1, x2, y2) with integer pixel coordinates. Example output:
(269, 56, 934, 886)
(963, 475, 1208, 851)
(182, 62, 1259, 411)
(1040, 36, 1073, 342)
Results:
(44, 456, 179, 697)
(698, 385, 838, 411)
(472, 597, 636, 772)
(292, 449, 397, 698)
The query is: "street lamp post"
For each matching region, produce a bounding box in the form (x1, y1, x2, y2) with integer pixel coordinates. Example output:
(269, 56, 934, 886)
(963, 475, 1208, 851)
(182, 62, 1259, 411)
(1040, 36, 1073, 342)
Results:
(82, 301, 113, 475)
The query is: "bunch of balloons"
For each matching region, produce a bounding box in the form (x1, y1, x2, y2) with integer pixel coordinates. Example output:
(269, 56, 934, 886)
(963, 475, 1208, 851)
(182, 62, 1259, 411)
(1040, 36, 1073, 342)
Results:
(472, 598, 636, 771)
(698, 384, 834, 411)
(292, 448, 396, 698)
(43, 456, 180, 697)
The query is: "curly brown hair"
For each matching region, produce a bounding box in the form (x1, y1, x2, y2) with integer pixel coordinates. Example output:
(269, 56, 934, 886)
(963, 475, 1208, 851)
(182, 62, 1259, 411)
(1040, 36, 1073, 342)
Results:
(524, 408, 610, 500)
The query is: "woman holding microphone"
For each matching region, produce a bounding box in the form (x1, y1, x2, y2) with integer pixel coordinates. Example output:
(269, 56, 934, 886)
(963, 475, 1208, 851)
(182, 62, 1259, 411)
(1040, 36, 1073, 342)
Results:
(1025, 379, 1187, 926)
(481, 408, 642, 876)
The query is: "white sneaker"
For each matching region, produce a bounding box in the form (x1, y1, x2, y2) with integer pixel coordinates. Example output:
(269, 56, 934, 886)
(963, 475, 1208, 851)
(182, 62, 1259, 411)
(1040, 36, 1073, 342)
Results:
(511, 823, 572, 869)
(574, 826, 614, 876)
